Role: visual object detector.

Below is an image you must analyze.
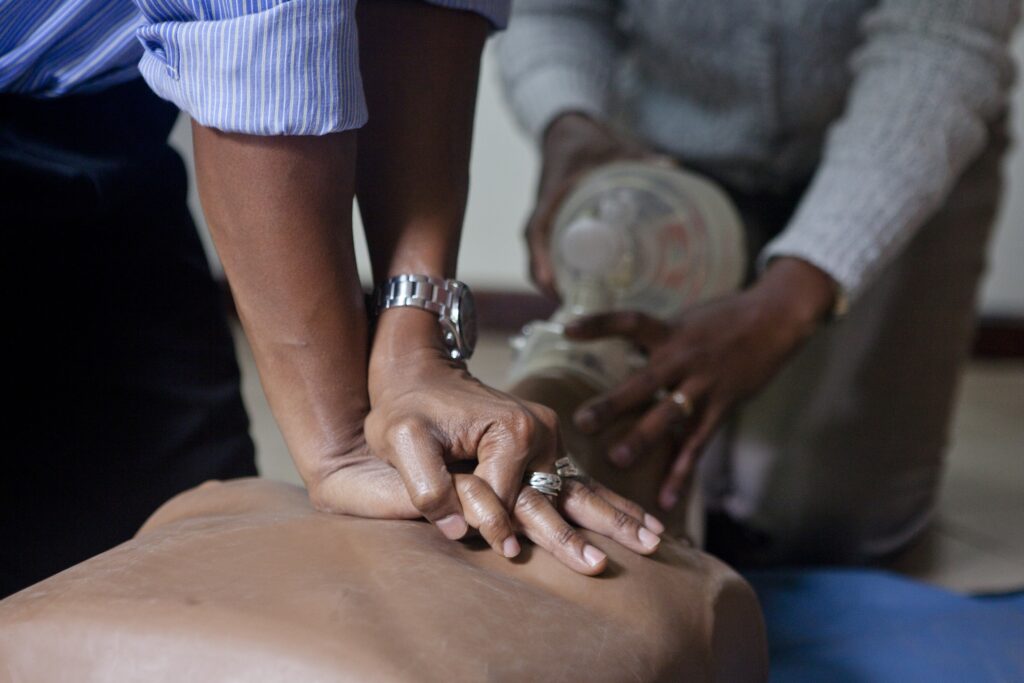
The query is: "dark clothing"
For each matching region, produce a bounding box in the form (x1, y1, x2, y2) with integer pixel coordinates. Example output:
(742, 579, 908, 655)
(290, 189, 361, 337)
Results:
(2, 79, 256, 597)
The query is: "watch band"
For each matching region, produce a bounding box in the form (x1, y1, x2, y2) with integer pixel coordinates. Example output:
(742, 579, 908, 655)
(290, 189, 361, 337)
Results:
(374, 274, 457, 319)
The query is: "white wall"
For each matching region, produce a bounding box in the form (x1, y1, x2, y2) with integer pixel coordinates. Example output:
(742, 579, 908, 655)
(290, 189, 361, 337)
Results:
(171, 37, 1024, 314)
(981, 32, 1024, 315)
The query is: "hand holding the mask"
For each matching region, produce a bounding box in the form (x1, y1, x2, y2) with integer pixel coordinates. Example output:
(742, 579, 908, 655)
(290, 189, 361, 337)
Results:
(565, 258, 838, 511)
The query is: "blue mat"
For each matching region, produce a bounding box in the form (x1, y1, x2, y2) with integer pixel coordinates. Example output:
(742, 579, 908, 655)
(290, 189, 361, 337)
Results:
(745, 569, 1024, 682)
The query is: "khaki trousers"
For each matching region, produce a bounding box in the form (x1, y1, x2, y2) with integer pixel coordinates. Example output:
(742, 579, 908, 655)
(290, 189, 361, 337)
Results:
(701, 129, 1007, 564)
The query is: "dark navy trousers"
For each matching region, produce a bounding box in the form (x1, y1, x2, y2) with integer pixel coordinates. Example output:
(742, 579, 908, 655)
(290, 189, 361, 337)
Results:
(1, 79, 256, 597)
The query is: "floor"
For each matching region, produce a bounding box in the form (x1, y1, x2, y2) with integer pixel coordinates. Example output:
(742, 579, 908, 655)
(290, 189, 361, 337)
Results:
(239, 327, 1024, 595)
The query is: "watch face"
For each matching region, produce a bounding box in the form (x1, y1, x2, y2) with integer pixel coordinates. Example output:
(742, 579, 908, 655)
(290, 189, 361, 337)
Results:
(454, 285, 478, 357)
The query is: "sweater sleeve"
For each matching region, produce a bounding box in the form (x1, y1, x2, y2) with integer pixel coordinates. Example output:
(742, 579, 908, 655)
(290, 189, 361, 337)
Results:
(496, 0, 620, 139)
(761, 0, 1019, 303)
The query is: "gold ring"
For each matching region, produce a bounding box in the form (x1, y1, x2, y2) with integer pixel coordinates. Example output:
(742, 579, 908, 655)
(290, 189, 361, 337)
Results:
(668, 390, 694, 418)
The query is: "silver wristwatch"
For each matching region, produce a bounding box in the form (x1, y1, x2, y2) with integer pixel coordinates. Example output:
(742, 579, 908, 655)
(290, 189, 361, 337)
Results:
(374, 274, 478, 361)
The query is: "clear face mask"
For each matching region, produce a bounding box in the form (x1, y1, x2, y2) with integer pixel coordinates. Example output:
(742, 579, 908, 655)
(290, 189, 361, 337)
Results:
(509, 161, 748, 391)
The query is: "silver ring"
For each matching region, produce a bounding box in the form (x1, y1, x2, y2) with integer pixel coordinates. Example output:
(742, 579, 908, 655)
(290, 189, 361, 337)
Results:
(526, 471, 563, 498)
(669, 390, 694, 418)
(555, 456, 583, 479)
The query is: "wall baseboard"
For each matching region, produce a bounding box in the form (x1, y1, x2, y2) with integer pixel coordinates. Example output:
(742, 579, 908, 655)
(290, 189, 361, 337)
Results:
(220, 283, 1022, 360)
(972, 315, 1024, 360)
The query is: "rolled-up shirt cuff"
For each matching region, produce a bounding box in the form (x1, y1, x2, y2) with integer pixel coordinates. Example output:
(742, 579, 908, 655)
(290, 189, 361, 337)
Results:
(137, 0, 364, 136)
(506, 66, 609, 140)
(757, 161, 931, 308)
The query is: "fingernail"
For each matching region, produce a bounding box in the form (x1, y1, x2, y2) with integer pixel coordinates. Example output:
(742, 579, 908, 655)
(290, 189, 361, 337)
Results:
(610, 445, 632, 467)
(502, 536, 521, 559)
(574, 409, 598, 432)
(638, 527, 661, 550)
(644, 513, 666, 535)
(436, 514, 468, 540)
(583, 544, 607, 568)
(659, 491, 679, 511)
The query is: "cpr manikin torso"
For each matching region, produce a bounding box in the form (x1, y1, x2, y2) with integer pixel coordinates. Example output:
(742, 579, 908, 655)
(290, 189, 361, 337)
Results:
(0, 163, 766, 682)
(0, 476, 765, 682)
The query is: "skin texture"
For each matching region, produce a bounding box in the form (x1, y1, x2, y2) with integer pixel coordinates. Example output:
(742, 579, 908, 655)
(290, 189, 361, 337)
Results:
(527, 112, 839, 510)
(192, 2, 661, 574)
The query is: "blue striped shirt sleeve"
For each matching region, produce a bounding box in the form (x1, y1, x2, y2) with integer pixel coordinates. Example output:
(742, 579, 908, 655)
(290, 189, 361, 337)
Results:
(134, 0, 509, 136)
(0, 0, 144, 96)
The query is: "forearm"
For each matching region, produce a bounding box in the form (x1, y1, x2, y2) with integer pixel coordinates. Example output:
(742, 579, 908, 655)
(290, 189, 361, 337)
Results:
(761, 0, 1017, 302)
(191, 125, 368, 483)
(750, 257, 837, 344)
(355, 0, 486, 360)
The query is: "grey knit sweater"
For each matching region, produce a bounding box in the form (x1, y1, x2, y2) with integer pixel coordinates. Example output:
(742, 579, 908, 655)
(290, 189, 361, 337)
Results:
(497, 0, 1019, 302)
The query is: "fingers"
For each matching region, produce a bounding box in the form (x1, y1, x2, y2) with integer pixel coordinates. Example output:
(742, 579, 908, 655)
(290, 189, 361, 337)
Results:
(563, 311, 670, 349)
(525, 176, 578, 300)
(514, 486, 608, 575)
(659, 406, 722, 511)
(472, 439, 527, 513)
(474, 402, 559, 511)
(605, 395, 690, 468)
(454, 474, 520, 558)
(527, 235, 559, 300)
(585, 479, 666, 534)
(558, 479, 661, 555)
(378, 418, 467, 540)
(573, 366, 667, 433)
